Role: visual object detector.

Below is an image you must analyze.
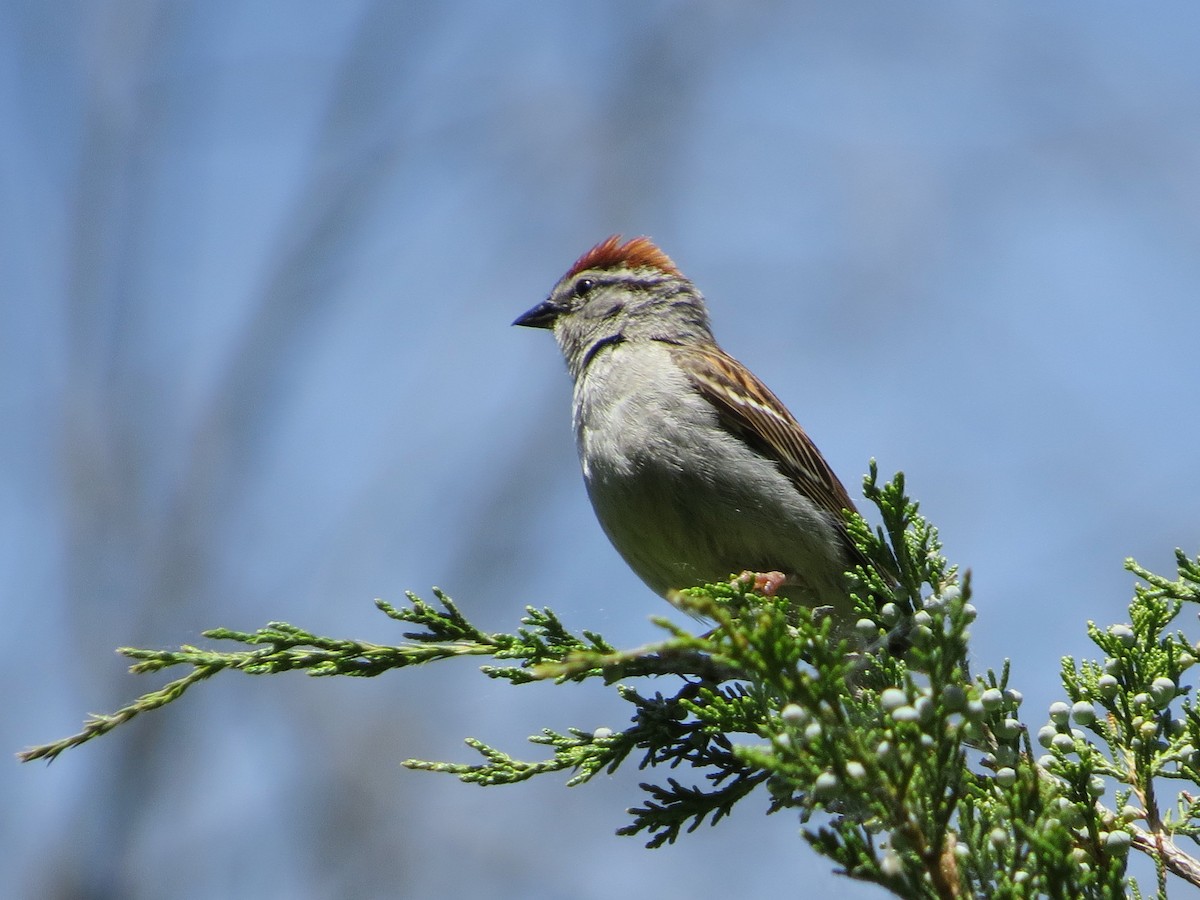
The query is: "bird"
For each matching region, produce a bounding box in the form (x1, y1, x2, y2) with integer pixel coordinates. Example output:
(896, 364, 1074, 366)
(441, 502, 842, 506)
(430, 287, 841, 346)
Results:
(514, 235, 869, 626)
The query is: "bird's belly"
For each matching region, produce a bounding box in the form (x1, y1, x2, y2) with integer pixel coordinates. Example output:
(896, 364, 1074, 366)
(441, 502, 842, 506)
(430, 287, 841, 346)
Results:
(582, 446, 845, 607)
(571, 348, 848, 609)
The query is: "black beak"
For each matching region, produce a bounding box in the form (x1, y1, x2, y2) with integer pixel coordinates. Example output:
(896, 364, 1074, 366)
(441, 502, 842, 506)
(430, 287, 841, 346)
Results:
(512, 299, 562, 329)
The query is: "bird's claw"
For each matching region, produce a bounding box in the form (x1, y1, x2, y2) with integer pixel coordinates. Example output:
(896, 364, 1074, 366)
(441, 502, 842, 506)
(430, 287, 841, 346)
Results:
(735, 570, 789, 597)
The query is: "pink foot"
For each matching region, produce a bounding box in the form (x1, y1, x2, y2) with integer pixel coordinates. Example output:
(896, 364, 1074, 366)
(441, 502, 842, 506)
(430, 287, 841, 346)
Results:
(736, 570, 789, 597)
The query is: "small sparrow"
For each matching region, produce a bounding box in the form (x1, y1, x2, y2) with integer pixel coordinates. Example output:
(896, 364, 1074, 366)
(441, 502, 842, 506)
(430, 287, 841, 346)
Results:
(515, 235, 868, 624)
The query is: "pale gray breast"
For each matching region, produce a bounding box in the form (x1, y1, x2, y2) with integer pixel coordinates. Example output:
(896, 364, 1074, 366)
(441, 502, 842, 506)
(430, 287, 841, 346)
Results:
(570, 342, 846, 607)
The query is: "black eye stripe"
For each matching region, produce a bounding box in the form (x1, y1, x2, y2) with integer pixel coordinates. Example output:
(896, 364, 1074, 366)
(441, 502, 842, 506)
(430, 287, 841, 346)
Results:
(574, 274, 669, 294)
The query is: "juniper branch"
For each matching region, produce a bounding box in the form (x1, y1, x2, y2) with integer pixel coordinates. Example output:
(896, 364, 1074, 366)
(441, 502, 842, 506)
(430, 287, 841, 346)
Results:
(19, 465, 1200, 897)
(19, 590, 617, 763)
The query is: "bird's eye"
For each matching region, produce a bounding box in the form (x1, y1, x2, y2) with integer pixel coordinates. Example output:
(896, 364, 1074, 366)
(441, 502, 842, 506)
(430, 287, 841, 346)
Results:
(572, 277, 596, 297)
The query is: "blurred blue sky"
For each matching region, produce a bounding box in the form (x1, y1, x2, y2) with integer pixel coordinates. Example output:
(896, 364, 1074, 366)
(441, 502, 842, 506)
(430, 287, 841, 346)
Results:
(5, 3, 1200, 898)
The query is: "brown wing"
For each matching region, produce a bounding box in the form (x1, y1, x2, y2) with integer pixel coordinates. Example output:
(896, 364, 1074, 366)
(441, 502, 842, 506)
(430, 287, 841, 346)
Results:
(667, 342, 867, 562)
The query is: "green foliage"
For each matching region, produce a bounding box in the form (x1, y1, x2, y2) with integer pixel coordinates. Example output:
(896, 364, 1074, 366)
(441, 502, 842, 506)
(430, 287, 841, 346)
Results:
(19, 466, 1200, 897)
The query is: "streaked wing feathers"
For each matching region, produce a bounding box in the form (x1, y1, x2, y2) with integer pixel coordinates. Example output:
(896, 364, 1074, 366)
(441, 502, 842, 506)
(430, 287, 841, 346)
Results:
(668, 343, 862, 553)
